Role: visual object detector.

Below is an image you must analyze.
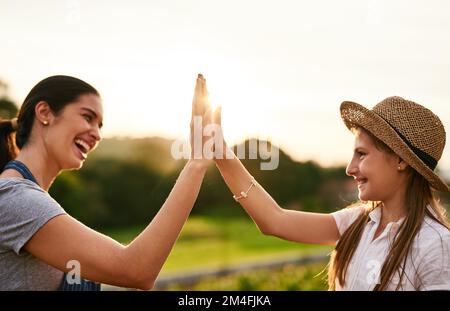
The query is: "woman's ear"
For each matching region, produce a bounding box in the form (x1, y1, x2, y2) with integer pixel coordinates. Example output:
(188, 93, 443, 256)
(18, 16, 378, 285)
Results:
(35, 101, 54, 125)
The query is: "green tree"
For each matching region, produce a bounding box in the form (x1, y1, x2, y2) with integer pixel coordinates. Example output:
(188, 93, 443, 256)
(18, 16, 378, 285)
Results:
(0, 79, 19, 119)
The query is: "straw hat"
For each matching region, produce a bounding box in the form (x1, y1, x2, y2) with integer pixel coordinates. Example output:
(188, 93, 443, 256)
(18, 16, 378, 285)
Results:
(340, 96, 449, 192)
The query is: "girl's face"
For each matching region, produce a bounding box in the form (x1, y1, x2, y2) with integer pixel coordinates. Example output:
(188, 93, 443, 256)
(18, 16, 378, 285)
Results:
(346, 130, 405, 202)
(44, 93, 103, 171)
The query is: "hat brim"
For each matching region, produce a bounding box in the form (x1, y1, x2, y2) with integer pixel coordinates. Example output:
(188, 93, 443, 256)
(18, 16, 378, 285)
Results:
(340, 101, 450, 192)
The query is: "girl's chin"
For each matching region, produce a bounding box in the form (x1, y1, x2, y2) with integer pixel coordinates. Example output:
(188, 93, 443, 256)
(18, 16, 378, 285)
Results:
(358, 190, 371, 201)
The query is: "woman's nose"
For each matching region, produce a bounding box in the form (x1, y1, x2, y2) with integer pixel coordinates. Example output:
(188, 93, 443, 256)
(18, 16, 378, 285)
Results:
(91, 125, 102, 142)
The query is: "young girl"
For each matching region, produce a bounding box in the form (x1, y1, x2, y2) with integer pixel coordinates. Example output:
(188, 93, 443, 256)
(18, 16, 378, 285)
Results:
(0, 74, 214, 290)
(206, 79, 450, 290)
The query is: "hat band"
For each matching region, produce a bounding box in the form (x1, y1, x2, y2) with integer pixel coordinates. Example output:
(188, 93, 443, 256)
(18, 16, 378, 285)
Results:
(376, 114, 438, 171)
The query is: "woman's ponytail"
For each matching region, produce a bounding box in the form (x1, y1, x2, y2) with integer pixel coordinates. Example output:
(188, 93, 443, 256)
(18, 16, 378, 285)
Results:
(0, 118, 19, 170)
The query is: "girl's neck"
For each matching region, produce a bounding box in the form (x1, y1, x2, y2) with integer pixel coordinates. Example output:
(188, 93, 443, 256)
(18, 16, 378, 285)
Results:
(380, 193, 407, 225)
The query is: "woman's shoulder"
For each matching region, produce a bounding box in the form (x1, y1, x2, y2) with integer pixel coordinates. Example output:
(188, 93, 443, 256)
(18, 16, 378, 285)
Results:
(0, 177, 64, 218)
(0, 177, 45, 191)
(0, 177, 66, 254)
(0, 177, 50, 201)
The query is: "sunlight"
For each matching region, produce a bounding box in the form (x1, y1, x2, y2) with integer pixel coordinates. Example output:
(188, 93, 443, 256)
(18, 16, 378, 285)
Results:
(99, 49, 275, 147)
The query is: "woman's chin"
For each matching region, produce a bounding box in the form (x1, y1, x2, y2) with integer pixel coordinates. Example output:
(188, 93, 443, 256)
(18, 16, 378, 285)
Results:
(73, 159, 84, 169)
(63, 158, 84, 170)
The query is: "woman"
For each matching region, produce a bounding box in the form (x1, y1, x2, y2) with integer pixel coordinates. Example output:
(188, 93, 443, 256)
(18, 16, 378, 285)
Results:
(205, 77, 450, 290)
(0, 74, 214, 290)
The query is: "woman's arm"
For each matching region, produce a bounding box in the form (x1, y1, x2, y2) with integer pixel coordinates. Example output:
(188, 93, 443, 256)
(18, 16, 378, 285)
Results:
(24, 75, 213, 290)
(25, 159, 207, 290)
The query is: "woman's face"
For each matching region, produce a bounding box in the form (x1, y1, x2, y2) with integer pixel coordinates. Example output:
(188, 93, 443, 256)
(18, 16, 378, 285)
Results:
(345, 129, 404, 202)
(44, 93, 103, 171)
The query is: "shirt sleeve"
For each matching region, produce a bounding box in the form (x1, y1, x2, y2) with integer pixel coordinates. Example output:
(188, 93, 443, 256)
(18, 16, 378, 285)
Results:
(417, 234, 450, 291)
(0, 180, 66, 255)
(331, 205, 365, 236)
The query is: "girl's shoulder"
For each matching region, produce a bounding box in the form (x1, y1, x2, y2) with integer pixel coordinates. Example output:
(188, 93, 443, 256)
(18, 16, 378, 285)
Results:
(416, 216, 450, 247)
(331, 203, 367, 236)
(412, 216, 450, 290)
(410, 215, 450, 266)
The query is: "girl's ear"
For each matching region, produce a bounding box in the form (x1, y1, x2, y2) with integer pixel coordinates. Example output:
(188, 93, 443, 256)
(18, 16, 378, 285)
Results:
(35, 101, 54, 125)
(397, 157, 409, 171)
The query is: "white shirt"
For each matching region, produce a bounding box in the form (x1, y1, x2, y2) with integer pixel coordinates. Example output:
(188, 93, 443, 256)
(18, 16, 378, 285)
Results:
(331, 205, 450, 291)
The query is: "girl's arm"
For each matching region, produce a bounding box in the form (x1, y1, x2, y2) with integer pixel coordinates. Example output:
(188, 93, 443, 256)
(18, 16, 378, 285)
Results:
(215, 152, 340, 246)
(211, 80, 340, 246)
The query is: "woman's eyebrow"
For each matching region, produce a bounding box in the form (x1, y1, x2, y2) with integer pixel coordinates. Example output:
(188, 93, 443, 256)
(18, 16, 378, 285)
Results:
(81, 107, 103, 128)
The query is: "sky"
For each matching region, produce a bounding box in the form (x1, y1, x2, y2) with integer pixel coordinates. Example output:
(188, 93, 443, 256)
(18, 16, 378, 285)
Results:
(1, 0, 450, 175)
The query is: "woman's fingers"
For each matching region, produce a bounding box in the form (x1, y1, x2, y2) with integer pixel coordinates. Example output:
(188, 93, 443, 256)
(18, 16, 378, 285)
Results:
(192, 73, 219, 125)
(202, 75, 208, 97)
(192, 73, 207, 116)
(190, 73, 226, 160)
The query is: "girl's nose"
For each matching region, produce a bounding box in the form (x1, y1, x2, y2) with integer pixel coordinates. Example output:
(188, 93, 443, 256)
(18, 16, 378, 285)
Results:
(346, 160, 358, 177)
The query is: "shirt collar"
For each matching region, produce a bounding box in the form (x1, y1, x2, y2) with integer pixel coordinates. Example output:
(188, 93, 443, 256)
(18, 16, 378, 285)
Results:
(368, 206, 381, 223)
(368, 206, 406, 227)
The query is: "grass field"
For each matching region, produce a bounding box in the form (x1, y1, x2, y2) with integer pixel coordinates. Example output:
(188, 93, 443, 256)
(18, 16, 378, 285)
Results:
(102, 215, 332, 275)
(163, 262, 329, 291)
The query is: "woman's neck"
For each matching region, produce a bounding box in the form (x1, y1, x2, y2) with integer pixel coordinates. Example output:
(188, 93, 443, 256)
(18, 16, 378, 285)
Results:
(12, 146, 60, 191)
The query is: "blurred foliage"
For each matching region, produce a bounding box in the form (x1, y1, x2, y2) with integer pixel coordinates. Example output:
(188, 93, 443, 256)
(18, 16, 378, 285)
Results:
(162, 262, 328, 291)
(0, 98, 18, 119)
(0, 79, 19, 119)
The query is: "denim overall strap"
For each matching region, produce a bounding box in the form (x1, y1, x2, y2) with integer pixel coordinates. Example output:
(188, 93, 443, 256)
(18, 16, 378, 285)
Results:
(3, 160, 101, 291)
(4, 160, 38, 184)
(57, 276, 101, 291)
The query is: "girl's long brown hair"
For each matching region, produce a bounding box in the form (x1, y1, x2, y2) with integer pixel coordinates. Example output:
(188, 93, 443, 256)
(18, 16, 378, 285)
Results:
(328, 128, 450, 290)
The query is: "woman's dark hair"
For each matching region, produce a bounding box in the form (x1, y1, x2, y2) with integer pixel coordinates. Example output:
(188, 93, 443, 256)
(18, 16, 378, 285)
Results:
(0, 75, 99, 170)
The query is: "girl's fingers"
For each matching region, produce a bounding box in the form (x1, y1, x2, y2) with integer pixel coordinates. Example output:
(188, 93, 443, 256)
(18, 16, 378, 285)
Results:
(213, 106, 222, 126)
(204, 105, 212, 125)
(202, 76, 208, 97)
(192, 76, 202, 116)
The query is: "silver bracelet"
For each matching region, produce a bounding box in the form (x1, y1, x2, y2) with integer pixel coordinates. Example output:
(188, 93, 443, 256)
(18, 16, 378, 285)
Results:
(233, 177, 257, 202)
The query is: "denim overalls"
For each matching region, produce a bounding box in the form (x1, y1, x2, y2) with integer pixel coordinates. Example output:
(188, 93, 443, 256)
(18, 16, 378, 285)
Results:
(4, 160, 101, 291)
